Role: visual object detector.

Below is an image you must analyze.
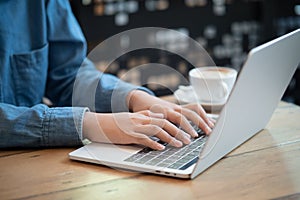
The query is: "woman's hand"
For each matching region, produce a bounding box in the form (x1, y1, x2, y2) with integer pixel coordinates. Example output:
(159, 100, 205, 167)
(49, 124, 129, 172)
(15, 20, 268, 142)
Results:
(127, 90, 215, 137)
(82, 110, 192, 150)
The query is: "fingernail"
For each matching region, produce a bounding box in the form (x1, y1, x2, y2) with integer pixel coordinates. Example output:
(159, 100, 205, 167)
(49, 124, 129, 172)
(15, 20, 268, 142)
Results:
(177, 131, 191, 144)
(184, 132, 191, 138)
(192, 130, 199, 138)
(208, 121, 215, 128)
(183, 135, 191, 145)
(173, 140, 183, 147)
(210, 118, 217, 123)
(206, 126, 212, 134)
(156, 143, 165, 150)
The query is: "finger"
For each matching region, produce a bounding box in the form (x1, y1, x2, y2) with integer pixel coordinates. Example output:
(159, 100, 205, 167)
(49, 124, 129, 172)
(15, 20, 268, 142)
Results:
(182, 103, 214, 128)
(135, 124, 183, 147)
(149, 118, 191, 145)
(132, 134, 166, 150)
(164, 109, 198, 138)
(180, 108, 212, 135)
(137, 110, 164, 119)
(209, 117, 217, 124)
(149, 112, 164, 119)
(194, 105, 215, 128)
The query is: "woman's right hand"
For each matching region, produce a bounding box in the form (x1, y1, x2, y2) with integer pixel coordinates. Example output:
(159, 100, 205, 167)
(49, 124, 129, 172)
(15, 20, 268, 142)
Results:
(82, 110, 192, 150)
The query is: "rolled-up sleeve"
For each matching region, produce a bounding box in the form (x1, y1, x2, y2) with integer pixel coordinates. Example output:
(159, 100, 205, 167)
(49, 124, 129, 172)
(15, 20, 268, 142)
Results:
(0, 103, 87, 148)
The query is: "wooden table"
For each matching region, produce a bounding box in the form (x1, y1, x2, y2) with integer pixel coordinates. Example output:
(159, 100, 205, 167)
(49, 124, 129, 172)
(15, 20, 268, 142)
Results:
(1, 101, 300, 200)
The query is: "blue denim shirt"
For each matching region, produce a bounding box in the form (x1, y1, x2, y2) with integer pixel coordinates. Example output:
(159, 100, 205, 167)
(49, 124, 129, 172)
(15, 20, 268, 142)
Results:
(0, 0, 151, 148)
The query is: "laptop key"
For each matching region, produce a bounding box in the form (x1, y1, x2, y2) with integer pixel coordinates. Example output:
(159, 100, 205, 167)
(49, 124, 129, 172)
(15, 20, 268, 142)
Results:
(146, 158, 163, 166)
(124, 127, 208, 170)
(168, 162, 184, 169)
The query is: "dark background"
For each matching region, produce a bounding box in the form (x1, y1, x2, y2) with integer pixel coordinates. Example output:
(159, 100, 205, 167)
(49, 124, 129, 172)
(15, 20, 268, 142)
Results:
(70, 0, 300, 105)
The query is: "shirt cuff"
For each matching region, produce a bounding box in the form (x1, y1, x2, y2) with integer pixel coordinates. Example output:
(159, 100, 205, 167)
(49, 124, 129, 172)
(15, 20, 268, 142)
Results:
(42, 107, 89, 147)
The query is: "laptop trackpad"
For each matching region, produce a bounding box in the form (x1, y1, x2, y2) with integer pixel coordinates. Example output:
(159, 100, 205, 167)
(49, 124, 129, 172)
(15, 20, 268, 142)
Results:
(71, 142, 142, 162)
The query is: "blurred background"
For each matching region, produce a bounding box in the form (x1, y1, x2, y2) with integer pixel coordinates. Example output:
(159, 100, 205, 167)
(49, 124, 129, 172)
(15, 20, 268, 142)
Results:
(70, 0, 300, 105)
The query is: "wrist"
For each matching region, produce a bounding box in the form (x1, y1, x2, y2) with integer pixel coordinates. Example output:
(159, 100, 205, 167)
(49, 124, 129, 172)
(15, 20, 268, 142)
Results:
(127, 90, 152, 112)
(83, 112, 118, 143)
(82, 112, 96, 141)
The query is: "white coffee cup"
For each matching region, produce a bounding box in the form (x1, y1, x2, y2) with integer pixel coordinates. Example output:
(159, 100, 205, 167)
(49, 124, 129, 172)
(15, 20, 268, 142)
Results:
(189, 66, 237, 104)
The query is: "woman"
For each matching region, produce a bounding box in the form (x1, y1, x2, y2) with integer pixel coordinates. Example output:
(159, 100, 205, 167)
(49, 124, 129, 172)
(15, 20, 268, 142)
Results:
(0, 0, 214, 150)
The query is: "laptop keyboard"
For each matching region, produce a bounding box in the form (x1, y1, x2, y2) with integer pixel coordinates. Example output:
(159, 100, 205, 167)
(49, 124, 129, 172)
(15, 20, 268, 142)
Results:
(124, 125, 207, 170)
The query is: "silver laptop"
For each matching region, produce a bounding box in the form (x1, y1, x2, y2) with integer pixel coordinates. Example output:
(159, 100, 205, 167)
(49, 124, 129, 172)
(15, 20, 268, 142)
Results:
(69, 29, 300, 179)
